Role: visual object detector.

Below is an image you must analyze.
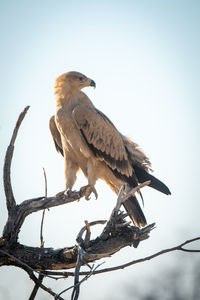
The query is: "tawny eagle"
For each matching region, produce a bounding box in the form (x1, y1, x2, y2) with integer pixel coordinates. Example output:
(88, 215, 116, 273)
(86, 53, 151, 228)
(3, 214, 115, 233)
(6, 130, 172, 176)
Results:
(49, 71, 170, 227)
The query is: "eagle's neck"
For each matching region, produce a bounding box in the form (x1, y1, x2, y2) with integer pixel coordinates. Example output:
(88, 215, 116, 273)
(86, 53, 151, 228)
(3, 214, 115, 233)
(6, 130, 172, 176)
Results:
(55, 87, 80, 109)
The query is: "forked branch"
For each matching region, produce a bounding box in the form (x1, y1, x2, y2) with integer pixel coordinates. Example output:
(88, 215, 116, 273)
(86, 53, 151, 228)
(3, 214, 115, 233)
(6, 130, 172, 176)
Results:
(1, 106, 200, 300)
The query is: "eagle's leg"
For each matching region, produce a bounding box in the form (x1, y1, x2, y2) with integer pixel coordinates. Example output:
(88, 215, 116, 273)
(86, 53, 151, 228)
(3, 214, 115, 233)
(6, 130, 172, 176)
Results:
(80, 185, 98, 200)
(55, 158, 79, 197)
(83, 159, 98, 200)
(84, 185, 98, 200)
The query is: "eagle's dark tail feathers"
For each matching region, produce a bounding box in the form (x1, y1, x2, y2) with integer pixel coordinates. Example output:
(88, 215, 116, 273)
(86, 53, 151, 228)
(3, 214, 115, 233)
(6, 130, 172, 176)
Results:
(123, 195, 147, 228)
(122, 166, 170, 227)
(134, 166, 171, 195)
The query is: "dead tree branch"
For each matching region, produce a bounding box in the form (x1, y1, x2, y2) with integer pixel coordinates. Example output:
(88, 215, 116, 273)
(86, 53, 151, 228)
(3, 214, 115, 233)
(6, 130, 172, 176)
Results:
(1, 106, 199, 300)
(2, 190, 87, 244)
(3, 106, 30, 214)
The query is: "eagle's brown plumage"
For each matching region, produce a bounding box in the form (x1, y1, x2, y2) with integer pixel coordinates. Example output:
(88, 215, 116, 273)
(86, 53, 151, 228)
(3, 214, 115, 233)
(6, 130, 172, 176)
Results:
(50, 71, 171, 227)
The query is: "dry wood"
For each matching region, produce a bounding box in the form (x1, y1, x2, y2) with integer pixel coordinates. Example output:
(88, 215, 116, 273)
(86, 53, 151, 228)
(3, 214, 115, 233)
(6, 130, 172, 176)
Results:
(3, 106, 30, 214)
(1, 107, 199, 300)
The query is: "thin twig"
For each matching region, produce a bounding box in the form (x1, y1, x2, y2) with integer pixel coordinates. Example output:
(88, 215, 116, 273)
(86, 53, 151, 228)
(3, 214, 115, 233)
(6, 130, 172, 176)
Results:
(122, 181, 151, 203)
(28, 168, 48, 299)
(76, 220, 106, 246)
(109, 181, 150, 223)
(57, 262, 104, 298)
(40, 211, 46, 248)
(40, 167, 48, 248)
(28, 274, 44, 300)
(84, 220, 91, 249)
(27, 271, 65, 300)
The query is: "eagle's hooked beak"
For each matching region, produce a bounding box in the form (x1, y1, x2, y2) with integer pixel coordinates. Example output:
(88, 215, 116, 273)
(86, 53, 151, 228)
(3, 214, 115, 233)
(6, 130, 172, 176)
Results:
(89, 79, 96, 88)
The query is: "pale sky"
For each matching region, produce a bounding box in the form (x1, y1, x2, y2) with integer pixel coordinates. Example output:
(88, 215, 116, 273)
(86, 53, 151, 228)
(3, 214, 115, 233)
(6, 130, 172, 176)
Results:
(0, 1, 200, 299)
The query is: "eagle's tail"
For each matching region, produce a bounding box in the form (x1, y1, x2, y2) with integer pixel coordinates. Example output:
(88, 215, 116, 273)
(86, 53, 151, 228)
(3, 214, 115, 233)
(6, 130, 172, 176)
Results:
(123, 195, 147, 228)
(134, 166, 171, 195)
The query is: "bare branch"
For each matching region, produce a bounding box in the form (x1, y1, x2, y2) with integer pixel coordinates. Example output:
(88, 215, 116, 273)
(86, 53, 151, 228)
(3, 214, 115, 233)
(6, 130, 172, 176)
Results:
(110, 182, 150, 215)
(28, 274, 44, 300)
(3, 189, 87, 243)
(57, 262, 103, 299)
(178, 237, 200, 252)
(71, 248, 85, 300)
(113, 181, 150, 213)
(3, 106, 30, 214)
(27, 271, 65, 300)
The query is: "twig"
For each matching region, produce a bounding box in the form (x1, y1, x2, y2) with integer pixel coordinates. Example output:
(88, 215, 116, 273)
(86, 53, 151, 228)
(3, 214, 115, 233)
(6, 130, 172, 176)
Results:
(43, 167, 48, 198)
(57, 262, 104, 299)
(108, 181, 150, 226)
(122, 181, 150, 202)
(28, 168, 48, 299)
(99, 184, 150, 243)
(40, 167, 48, 248)
(27, 271, 65, 300)
(84, 220, 91, 249)
(114, 184, 126, 211)
(3, 106, 30, 214)
(76, 220, 106, 246)
(113, 182, 150, 214)
(40, 211, 46, 248)
(178, 237, 200, 252)
(71, 248, 85, 300)
(60, 218, 111, 300)
(28, 274, 44, 300)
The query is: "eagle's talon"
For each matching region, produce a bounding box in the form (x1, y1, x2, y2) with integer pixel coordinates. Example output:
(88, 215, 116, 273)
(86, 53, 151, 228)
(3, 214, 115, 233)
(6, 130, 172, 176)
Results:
(64, 189, 73, 196)
(56, 190, 65, 197)
(83, 185, 98, 200)
(56, 189, 74, 197)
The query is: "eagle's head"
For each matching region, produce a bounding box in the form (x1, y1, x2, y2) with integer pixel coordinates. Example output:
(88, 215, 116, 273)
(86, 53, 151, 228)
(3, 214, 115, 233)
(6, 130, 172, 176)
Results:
(54, 71, 96, 99)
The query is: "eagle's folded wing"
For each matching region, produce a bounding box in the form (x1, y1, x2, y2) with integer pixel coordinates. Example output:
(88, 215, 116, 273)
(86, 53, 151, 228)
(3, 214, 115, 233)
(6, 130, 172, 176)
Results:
(72, 105, 133, 177)
(49, 115, 63, 156)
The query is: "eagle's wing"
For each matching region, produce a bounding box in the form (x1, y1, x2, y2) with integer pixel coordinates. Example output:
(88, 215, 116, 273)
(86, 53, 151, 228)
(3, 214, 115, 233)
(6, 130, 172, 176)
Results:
(72, 105, 132, 177)
(73, 105, 148, 227)
(49, 115, 63, 156)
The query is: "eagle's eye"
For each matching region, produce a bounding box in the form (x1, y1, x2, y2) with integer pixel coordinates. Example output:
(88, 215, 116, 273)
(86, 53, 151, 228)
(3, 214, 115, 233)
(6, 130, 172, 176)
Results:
(78, 76, 85, 82)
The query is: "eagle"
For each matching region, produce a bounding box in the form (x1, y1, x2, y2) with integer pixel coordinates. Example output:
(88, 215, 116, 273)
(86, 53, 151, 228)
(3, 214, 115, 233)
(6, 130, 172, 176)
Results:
(49, 71, 171, 227)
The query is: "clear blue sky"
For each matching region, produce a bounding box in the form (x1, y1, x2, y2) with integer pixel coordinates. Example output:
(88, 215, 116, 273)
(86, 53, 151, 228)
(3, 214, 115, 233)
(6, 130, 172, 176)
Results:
(0, 1, 200, 299)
